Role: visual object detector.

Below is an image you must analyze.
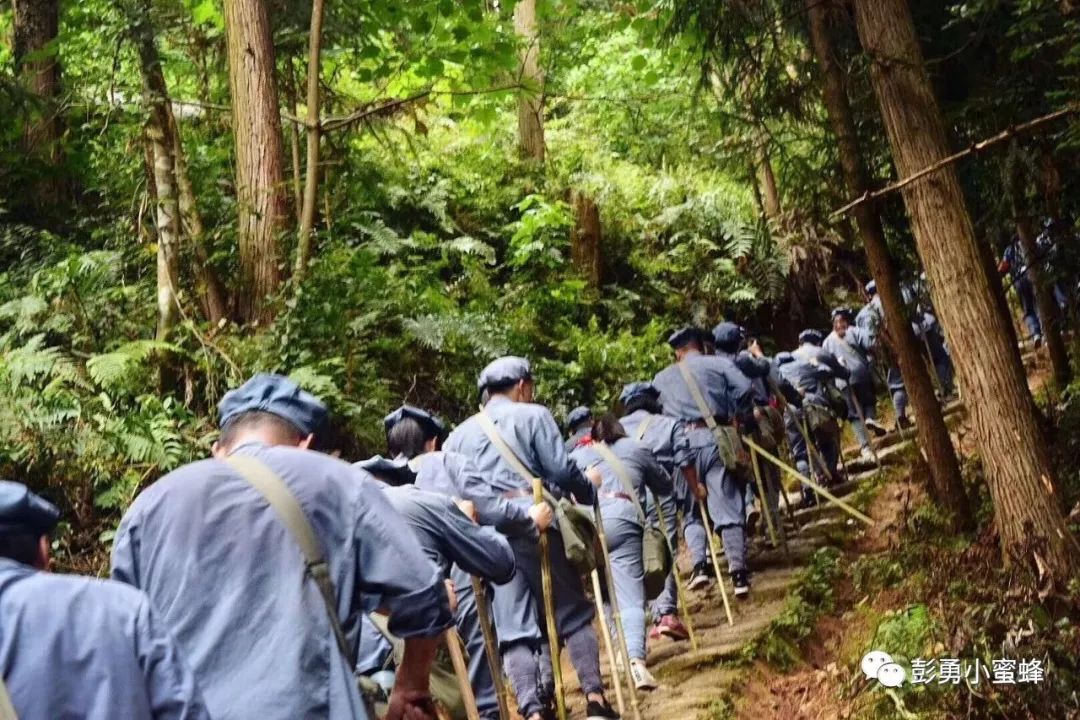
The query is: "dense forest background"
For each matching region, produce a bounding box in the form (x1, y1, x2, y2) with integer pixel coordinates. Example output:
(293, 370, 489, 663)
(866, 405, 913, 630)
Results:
(1, 0, 1079, 576)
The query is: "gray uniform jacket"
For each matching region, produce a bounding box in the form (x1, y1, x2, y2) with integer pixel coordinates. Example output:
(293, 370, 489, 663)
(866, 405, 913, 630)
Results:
(378, 483, 516, 583)
(856, 297, 883, 340)
(111, 441, 453, 720)
(413, 450, 536, 539)
(823, 327, 874, 388)
(569, 438, 672, 526)
(444, 395, 596, 505)
(618, 409, 692, 473)
(651, 351, 755, 424)
(0, 559, 210, 720)
(790, 343, 850, 393)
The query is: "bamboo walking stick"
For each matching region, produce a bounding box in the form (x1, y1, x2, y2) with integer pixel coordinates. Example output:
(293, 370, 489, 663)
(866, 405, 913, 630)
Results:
(447, 628, 481, 720)
(651, 494, 699, 650)
(742, 437, 875, 526)
(593, 502, 643, 720)
(697, 500, 735, 626)
(749, 446, 788, 563)
(590, 570, 627, 716)
(470, 577, 510, 720)
(531, 479, 567, 720)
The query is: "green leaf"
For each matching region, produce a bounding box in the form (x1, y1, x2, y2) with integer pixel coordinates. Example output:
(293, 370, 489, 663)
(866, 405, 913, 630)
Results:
(630, 54, 647, 71)
(191, 0, 221, 27)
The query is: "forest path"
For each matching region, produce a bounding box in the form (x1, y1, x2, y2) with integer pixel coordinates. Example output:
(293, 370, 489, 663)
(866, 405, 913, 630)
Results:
(554, 344, 1047, 720)
(554, 425, 923, 720)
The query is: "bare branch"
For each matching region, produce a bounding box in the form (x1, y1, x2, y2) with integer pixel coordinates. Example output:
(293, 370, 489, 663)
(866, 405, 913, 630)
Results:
(831, 104, 1080, 218)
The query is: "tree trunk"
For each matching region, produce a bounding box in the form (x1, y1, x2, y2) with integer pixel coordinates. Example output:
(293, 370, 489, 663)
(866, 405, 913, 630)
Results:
(756, 145, 782, 223)
(514, 0, 545, 162)
(286, 59, 304, 224)
(294, 0, 325, 283)
(128, 9, 180, 337)
(1016, 216, 1071, 387)
(853, 0, 1078, 582)
(125, 3, 181, 388)
(13, 0, 62, 207)
(806, 0, 970, 529)
(223, 0, 286, 323)
(570, 190, 601, 287)
(170, 113, 228, 325)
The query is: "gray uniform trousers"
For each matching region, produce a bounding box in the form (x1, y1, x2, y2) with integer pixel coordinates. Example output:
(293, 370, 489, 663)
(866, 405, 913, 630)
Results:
(688, 426, 748, 575)
(601, 512, 647, 659)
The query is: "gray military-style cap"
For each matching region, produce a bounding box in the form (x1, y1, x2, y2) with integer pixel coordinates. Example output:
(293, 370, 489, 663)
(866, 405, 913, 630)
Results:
(218, 373, 328, 436)
(0, 481, 60, 536)
(477, 356, 532, 392)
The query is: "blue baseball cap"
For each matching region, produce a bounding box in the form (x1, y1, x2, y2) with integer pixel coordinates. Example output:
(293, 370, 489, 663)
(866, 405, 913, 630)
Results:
(0, 481, 60, 536)
(218, 373, 328, 436)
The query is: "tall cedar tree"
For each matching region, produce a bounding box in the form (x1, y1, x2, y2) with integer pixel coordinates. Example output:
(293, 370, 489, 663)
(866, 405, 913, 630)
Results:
(224, 0, 287, 323)
(13, 0, 62, 207)
(514, 0, 545, 162)
(805, 0, 970, 529)
(853, 0, 1079, 582)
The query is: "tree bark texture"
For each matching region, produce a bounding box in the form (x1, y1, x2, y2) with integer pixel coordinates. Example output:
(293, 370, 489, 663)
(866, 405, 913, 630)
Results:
(570, 191, 602, 287)
(853, 0, 1079, 582)
(13, 0, 62, 205)
(514, 0, 545, 162)
(806, 0, 970, 528)
(224, 0, 286, 323)
(126, 5, 181, 345)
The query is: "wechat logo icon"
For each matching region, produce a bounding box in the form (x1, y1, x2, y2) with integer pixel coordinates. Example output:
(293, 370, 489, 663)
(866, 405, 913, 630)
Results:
(861, 650, 906, 688)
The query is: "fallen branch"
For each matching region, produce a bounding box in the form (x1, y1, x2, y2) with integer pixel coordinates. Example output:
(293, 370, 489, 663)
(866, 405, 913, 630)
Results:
(831, 104, 1080, 218)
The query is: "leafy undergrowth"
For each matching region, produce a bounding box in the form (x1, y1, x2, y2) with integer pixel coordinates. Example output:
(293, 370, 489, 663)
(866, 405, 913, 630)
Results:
(709, 447, 1080, 720)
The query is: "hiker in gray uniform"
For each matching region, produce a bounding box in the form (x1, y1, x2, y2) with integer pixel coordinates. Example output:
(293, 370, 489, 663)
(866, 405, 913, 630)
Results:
(712, 322, 772, 534)
(823, 307, 886, 461)
(0, 481, 210, 720)
(651, 327, 755, 598)
(719, 325, 801, 544)
(383, 405, 547, 720)
(857, 281, 911, 430)
(569, 414, 671, 690)
(565, 406, 593, 453)
(354, 454, 517, 711)
(444, 357, 619, 720)
(778, 331, 848, 506)
(617, 381, 695, 642)
(112, 374, 453, 720)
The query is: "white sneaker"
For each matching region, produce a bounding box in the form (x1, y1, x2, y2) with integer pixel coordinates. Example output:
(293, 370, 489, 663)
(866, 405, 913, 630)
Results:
(630, 659, 658, 691)
(860, 447, 875, 463)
